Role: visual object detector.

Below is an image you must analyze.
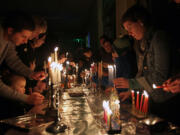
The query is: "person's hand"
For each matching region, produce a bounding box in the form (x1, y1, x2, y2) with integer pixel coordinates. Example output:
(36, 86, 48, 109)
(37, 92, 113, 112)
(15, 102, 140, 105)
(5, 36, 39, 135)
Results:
(112, 51, 119, 59)
(33, 81, 46, 93)
(105, 87, 113, 95)
(70, 62, 76, 67)
(29, 60, 36, 71)
(26, 92, 44, 105)
(28, 103, 47, 114)
(114, 77, 129, 88)
(30, 71, 46, 80)
(119, 91, 131, 101)
(163, 79, 180, 93)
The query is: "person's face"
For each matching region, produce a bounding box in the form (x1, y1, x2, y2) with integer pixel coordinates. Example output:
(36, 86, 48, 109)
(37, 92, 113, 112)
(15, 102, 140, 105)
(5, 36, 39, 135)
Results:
(12, 79, 26, 94)
(123, 20, 145, 40)
(32, 35, 46, 48)
(8, 29, 32, 46)
(103, 41, 112, 53)
(30, 27, 46, 40)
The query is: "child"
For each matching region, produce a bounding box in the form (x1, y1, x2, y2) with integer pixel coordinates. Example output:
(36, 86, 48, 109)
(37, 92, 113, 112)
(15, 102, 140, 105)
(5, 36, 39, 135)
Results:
(0, 74, 46, 119)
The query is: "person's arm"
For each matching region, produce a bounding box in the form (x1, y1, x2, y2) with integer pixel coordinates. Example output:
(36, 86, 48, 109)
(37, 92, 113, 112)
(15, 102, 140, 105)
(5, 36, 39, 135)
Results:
(5, 43, 33, 78)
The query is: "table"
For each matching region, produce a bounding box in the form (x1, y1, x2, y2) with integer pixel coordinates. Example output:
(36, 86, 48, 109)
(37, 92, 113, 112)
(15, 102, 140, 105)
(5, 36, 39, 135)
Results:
(1, 86, 180, 135)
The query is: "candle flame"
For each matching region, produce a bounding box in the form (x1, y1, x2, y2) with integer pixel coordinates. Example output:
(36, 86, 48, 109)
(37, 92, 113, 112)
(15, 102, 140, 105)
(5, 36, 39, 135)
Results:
(91, 62, 95, 67)
(114, 100, 120, 104)
(48, 57, 52, 62)
(131, 90, 134, 93)
(107, 108, 112, 115)
(66, 61, 69, 64)
(54, 47, 58, 52)
(152, 84, 157, 89)
(143, 90, 149, 97)
(108, 65, 113, 69)
(137, 91, 139, 94)
(66, 52, 68, 57)
(57, 64, 63, 71)
(103, 100, 109, 109)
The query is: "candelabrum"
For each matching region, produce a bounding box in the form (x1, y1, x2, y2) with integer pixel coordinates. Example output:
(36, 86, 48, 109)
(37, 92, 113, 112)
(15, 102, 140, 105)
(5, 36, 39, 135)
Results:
(46, 83, 67, 133)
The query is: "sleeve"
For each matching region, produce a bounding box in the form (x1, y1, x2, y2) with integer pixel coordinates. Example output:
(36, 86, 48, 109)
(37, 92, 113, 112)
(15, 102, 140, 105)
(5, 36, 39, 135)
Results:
(5, 43, 33, 78)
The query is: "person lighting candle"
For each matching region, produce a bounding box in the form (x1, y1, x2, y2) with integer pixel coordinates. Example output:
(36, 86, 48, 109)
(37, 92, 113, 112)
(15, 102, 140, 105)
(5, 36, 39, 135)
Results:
(113, 5, 174, 104)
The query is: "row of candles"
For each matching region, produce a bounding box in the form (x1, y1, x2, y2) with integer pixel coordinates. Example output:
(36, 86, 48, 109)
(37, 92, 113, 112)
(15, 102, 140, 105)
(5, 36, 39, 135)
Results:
(90, 62, 116, 85)
(103, 99, 120, 129)
(47, 47, 63, 85)
(131, 90, 149, 114)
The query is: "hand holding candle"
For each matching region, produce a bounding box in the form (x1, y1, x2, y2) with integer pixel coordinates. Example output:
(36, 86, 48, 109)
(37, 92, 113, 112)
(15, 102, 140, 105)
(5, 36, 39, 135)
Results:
(152, 84, 166, 89)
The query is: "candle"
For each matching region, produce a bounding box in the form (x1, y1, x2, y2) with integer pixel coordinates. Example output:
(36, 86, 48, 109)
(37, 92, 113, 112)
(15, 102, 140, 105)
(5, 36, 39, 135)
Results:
(103, 101, 109, 124)
(51, 53, 55, 62)
(108, 65, 114, 85)
(114, 99, 120, 115)
(54, 47, 58, 63)
(143, 91, 149, 113)
(57, 64, 63, 83)
(114, 65, 116, 78)
(136, 91, 139, 110)
(107, 108, 112, 129)
(152, 84, 165, 89)
(140, 92, 144, 112)
(66, 52, 68, 58)
(131, 90, 135, 106)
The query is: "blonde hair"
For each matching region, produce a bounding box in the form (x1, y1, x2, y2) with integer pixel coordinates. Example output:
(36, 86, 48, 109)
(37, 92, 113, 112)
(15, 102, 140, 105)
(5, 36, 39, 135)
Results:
(32, 16, 47, 33)
(3, 74, 26, 86)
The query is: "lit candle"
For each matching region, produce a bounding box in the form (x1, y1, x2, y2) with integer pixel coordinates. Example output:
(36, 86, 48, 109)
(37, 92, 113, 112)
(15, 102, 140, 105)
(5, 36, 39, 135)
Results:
(131, 90, 135, 106)
(140, 92, 144, 112)
(136, 91, 139, 110)
(66, 52, 68, 58)
(114, 99, 120, 115)
(103, 101, 109, 124)
(152, 84, 165, 89)
(54, 47, 58, 63)
(107, 107, 112, 129)
(108, 65, 114, 85)
(57, 64, 63, 83)
(114, 64, 116, 78)
(143, 91, 149, 113)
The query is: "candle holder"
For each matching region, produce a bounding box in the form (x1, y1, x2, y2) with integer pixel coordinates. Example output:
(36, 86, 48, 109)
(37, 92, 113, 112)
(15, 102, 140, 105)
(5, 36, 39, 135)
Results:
(46, 84, 67, 133)
(131, 90, 149, 118)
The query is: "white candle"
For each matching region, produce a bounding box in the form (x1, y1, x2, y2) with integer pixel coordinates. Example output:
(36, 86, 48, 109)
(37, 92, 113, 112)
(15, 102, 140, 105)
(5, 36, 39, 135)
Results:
(108, 65, 114, 85)
(54, 47, 58, 63)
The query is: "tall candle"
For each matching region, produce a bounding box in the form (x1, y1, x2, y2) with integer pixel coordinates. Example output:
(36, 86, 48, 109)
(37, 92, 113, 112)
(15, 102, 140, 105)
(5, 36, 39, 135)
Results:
(144, 91, 149, 113)
(136, 91, 139, 110)
(103, 101, 109, 124)
(131, 90, 135, 106)
(54, 47, 58, 63)
(140, 93, 144, 112)
(114, 65, 116, 78)
(108, 65, 114, 85)
(107, 108, 112, 129)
